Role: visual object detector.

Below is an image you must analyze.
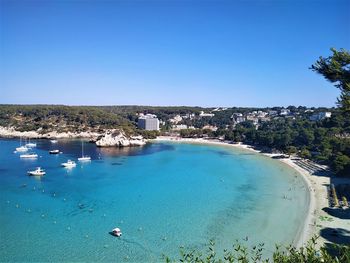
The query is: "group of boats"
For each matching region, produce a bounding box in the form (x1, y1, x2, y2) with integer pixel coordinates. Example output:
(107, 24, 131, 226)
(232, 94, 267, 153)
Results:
(15, 138, 38, 158)
(16, 138, 91, 176)
(18, 138, 122, 238)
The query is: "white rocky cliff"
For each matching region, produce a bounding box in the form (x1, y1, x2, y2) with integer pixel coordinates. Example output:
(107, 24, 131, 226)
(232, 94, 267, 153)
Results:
(0, 126, 146, 147)
(0, 126, 100, 139)
(95, 131, 146, 147)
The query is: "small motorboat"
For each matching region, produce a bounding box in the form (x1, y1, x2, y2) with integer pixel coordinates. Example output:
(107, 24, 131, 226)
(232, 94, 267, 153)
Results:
(111, 227, 122, 237)
(28, 167, 46, 176)
(78, 156, 91, 161)
(20, 153, 38, 158)
(16, 146, 28, 152)
(50, 140, 58, 144)
(49, 149, 60, 154)
(61, 160, 76, 168)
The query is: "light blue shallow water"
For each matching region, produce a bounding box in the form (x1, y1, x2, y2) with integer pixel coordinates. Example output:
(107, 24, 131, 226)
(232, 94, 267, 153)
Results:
(0, 139, 309, 262)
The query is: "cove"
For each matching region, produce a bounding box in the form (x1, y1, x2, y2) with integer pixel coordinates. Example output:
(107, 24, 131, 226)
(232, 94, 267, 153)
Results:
(0, 139, 309, 262)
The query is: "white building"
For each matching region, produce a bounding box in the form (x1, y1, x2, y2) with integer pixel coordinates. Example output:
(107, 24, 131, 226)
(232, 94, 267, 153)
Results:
(181, 113, 195, 120)
(246, 115, 259, 125)
(203, 125, 218, 131)
(235, 116, 245, 123)
(268, 110, 278, 116)
(310, 112, 332, 121)
(199, 111, 215, 117)
(280, 109, 290, 116)
(138, 114, 160, 131)
(231, 113, 243, 117)
(231, 113, 245, 124)
(212, 107, 228, 112)
(171, 124, 188, 130)
(256, 111, 268, 117)
(169, 115, 183, 124)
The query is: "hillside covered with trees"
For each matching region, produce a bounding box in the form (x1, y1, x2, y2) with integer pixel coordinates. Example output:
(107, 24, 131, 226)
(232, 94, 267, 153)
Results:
(0, 49, 349, 177)
(0, 105, 135, 134)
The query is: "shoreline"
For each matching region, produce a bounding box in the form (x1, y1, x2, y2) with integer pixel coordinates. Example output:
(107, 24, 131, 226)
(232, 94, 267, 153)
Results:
(2, 133, 348, 248)
(0, 126, 146, 147)
(0, 126, 101, 139)
(151, 136, 330, 248)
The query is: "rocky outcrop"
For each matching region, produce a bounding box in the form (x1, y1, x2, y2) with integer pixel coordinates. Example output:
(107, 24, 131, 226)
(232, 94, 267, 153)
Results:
(95, 131, 146, 147)
(0, 126, 146, 147)
(129, 135, 146, 146)
(0, 127, 40, 138)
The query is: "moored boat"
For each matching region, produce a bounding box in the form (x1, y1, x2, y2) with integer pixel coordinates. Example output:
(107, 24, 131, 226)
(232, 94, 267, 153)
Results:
(111, 227, 122, 237)
(20, 153, 38, 158)
(78, 141, 91, 161)
(49, 149, 60, 154)
(61, 160, 76, 167)
(78, 156, 91, 161)
(27, 167, 46, 176)
(15, 137, 28, 152)
(50, 140, 58, 144)
(16, 146, 29, 152)
(26, 139, 37, 148)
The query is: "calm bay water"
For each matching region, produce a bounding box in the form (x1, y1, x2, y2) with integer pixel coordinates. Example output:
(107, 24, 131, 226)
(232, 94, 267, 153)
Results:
(0, 139, 309, 262)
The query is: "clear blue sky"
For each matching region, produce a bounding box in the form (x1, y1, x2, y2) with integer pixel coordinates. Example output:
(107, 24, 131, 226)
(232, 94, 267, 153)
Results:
(0, 0, 349, 107)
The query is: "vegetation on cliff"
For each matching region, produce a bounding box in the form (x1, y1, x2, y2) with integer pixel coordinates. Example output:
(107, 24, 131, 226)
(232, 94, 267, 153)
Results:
(0, 105, 134, 134)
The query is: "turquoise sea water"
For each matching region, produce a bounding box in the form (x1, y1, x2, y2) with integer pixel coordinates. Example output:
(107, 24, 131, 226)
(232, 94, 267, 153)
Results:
(0, 139, 309, 262)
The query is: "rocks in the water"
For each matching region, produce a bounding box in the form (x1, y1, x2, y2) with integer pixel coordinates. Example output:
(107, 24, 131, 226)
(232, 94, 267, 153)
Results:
(95, 130, 146, 147)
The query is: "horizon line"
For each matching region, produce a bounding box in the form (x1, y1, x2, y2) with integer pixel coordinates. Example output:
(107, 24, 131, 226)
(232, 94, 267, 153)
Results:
(0, 103, 337, 109)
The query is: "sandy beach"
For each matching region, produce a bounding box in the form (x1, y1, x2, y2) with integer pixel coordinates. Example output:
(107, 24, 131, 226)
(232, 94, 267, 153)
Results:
(152, 136, 350, 248)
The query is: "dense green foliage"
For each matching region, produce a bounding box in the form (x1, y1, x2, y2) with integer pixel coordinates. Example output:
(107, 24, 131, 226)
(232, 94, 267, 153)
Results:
(165, 238, 350, 263)
(0, 103, 348, 176)
(0, 104, 134, 134)
(308, 48, 350, 176)
(174, 108, 350, 177)
(180, 129, 214, 138)
(101, 105, 206, 124)
(214, 112, 350, 177)
(137, 129, 160, 139)
(311, 48, 350, 112)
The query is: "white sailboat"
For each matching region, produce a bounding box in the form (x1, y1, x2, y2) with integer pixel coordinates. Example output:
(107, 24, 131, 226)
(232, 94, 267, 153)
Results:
(26, 138, 37, 147)
(78, 141, 91, 161)
(16, 137, 28, 152)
